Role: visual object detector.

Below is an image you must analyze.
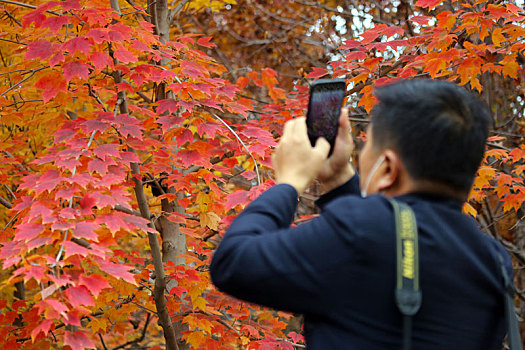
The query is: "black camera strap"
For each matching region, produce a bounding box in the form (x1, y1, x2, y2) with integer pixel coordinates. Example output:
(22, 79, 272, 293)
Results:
(388, 198, 422, 350)
(497, 252, 522, 350)
(388, 198, 521, 350)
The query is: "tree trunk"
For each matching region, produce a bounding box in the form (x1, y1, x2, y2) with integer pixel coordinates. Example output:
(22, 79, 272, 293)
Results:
(150, 1, 189, 348)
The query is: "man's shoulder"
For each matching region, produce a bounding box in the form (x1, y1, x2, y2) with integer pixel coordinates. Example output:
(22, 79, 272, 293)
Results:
(322, 193, 392, 217)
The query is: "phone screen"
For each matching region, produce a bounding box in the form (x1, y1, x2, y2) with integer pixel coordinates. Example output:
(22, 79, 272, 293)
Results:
(306, 80, 346, 156)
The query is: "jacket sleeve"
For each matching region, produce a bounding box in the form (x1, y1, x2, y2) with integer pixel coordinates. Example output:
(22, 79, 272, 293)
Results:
(316, 174, 361, 211)
(209, 183, 356, 315)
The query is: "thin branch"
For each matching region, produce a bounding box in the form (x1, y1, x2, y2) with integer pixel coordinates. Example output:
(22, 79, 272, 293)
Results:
(4, 184, 17, 200)
(129, 300, 158, 315)
(274, 338, 306, 349)
(1, 66, 47, 97)
(210, 112, 261, 186)
(0, 38, 26, 45)
(88, 83, 108, 112)
(2, 212, 19, 230)
(168, 0, 189, 23)
(4, 9, 22, 26)
(137, 91, 152, 104)
(2, 150, 27, 172)
(0, 0, 60, 15)
(112, 313, 151, 350)
(99, 333, 108, 350)
(0, 196, 12, 209)
(114, 204, 142, 216)
(146, 172, 166, 195)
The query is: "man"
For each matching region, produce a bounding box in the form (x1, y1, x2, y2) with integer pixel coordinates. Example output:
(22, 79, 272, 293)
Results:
(210, 79, 512, 349)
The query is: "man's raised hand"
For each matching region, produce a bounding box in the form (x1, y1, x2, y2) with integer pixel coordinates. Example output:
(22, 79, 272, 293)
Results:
(272, 117, 330, 194)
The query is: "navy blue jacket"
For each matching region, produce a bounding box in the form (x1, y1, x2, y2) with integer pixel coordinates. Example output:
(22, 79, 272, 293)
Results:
(210, 175, 511, 349)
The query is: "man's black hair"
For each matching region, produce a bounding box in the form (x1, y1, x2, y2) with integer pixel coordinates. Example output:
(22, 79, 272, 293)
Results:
(370, 79, 491, 195)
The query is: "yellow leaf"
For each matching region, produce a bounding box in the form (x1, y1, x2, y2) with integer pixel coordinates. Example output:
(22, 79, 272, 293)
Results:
(492, 28, 505, 47)
(200, 211, 221, 230)
(183, 314, 200, 330)
(196, 192, 210, 212)
(462, 202, 477, 217)
(193, 296, 208, 311)
(502, 61, 519, 79)
(183, 331, 205, 348)
(88, 317, 107, 333)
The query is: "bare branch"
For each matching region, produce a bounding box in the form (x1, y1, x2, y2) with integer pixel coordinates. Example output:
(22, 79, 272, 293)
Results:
(1, 66, 47, 97)
(0, 196, 12, 209)
(114, 204, 141, 216)
(0, 0, 60, 15)
(0, 38, 26, 45)
(112, 313, 151, 350)
(99, 334, 108, 350)
(4, 9, 22, 26)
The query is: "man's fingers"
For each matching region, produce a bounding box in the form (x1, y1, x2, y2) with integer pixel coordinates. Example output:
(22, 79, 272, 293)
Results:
(338, 108, 351, 140)
(340, 108, 350, 130)
(314, 137, 330, 159)
(281, 118, 295, 138)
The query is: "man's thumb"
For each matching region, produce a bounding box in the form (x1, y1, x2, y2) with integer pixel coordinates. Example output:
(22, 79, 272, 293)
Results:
(314, 137, 330, 158)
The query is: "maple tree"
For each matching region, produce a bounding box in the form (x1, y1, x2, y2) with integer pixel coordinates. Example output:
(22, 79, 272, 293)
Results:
(0, 0, 523, 349)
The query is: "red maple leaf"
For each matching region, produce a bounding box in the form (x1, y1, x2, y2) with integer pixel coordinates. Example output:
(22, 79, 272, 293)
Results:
(74, 222, 98, 241)
(90, 192, 116, 208)
(61, 241, 90, 258)
(90, 52, 113, 70)
(87, 28, 109, 43)
(157, 99, 179, 114)
(305, 67, 328, 79)
(42, 16, 69, 32)
(60, 0, 81, 10)
(49, 51, 65, 67)
(31, 319, 54, 342)
(15, 223, 44, 242)
(40, 298, 69, 316)
(79, 274, 110, 297)
(114, 114, 142, 139)
(64, 331, 95, 350)
(93, 143, 120, 160)
(63, 61, 90, 81)
(22, 9, 45, 27)
(88, 158, 109, 175)
(415, 0, 445, 9)
(410, 15, 433, 25)
(62, 37, 92, 55)
(34, 73, 66, 103)
(65, 285, 94, 307)
(108, 23, 132, 41)
(97, 213, 128, 233)
(174, 129, 193, 147)
(26, 40, 53, 60)
(114, 49, 137, 63)
(197, 36, 216, 48)
(181, 60, 207, 79)
(225, 190, 249, 210)
(97, 259, 135, 284)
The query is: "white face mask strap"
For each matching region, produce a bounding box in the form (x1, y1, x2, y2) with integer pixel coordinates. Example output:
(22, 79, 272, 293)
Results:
(361, 155, 385, 197)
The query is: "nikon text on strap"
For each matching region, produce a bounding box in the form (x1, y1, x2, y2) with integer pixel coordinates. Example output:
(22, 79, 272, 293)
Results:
(389, 198, 521, 350)
(388, 198, 422, 350)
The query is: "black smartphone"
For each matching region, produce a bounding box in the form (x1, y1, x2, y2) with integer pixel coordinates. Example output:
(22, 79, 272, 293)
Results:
(306, 79, 346, 157)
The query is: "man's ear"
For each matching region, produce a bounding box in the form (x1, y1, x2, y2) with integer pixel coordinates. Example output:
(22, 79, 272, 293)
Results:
(375, 149, 401, 192)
